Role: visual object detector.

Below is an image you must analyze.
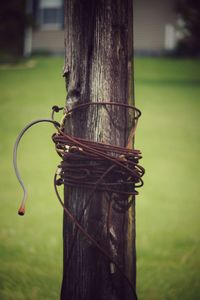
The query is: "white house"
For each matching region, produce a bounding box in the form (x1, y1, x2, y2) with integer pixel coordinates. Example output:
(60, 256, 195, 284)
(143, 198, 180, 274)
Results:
(24, 0, 178, 56)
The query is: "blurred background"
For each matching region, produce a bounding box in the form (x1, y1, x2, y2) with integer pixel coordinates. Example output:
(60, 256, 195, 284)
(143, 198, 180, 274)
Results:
(0, 0, 200, 299)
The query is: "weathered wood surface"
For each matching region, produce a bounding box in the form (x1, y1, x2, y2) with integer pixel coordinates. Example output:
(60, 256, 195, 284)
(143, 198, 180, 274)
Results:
(62, 1, 136, 299)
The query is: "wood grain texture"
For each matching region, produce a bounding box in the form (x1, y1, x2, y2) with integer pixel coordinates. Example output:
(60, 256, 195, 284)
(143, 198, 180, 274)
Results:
(62, 1, 136, 299)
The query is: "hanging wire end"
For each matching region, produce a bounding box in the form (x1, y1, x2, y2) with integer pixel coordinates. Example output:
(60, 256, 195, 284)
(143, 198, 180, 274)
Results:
(18, 204, 25, 216)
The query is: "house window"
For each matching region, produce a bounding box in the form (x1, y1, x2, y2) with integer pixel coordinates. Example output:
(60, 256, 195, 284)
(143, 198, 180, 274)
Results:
(39, 0, 63, 29)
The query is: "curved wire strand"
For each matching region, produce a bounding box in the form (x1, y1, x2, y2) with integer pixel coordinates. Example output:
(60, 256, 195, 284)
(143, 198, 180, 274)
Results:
(13, 119, 60, 215)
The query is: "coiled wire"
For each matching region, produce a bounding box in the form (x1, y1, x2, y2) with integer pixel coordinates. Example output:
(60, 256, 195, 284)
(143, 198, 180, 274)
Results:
(13, 102, 144, 299)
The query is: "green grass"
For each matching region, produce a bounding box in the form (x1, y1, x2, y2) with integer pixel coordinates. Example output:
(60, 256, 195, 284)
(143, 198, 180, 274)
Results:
(135, 58, 200, 300)
(0, 56, 200, 299)
(0, 57, 65, 300)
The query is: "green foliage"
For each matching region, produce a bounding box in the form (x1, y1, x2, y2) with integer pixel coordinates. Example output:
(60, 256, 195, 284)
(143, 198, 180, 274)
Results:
(176, 0, 200, 56)
(0, 57, 200, 299)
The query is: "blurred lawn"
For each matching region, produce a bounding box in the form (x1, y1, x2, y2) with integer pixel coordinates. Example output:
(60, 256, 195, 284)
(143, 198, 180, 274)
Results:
(135, 58, 200, 300)
(0, 57, 200, 300)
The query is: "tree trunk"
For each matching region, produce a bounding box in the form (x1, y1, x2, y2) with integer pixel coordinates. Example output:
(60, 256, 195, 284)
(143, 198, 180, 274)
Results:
(62, 1, 136, 299)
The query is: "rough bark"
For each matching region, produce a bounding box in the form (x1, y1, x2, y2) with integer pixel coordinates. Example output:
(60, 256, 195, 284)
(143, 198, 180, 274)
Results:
(62, 1, 136, 299)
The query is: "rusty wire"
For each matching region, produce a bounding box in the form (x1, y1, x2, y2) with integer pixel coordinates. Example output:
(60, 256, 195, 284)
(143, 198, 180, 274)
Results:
(52, 102, 144, 299)
(14, 101, 144, 299)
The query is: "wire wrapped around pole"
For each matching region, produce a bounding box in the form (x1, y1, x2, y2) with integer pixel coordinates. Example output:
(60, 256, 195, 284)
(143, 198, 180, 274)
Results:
(52, 102, 144, 213)
(13, 102, 145, 300)
(52, 102, 144, 300)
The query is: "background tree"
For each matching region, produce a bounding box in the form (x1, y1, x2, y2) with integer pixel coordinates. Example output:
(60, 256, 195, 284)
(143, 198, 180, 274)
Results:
(176, 0, 200, 56)
(0, 0, 32, 61)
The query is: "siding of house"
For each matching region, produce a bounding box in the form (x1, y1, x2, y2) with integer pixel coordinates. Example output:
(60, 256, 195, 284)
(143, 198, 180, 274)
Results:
(32, 29, 64, 53)
(134, 0, 177, 54)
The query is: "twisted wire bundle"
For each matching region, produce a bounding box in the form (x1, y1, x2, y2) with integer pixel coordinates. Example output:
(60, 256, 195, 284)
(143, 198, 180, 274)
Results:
(52, 101, 144, 208)
(53, 130, 144, 212)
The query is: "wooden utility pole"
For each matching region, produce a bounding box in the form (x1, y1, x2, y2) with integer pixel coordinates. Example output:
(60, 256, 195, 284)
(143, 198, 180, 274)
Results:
(62, 1, 136, 299)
